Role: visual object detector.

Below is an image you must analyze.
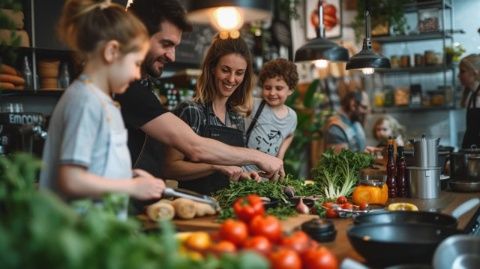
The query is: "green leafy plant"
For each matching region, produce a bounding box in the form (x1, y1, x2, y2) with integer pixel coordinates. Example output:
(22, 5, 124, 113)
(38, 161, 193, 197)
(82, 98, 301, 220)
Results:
(0, 0, 23, 66)
(444, 43, 466, 63)
(351, 0, 412, 42)
(284, 79, 333, 177)
(0, 153, 269, 269)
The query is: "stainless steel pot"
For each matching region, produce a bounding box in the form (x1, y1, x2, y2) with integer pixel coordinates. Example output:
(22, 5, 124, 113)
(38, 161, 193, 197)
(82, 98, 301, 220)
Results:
(450, 146, 480, 181)
(411, 136, 440, 167)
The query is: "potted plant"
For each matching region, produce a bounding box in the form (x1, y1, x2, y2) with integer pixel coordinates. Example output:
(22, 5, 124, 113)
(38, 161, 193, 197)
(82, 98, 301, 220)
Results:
(444, 43, 466, 65)
(351, 0, 412, 42)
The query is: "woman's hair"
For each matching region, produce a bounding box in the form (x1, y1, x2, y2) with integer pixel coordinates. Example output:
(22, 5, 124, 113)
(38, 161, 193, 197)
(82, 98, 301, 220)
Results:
(459, 54, 480, 79)
(194, 34, 254, 116)
(127, 0, 192, 36)
(57, 0, 148, 57)
(372, 115, 406, 141)
(258, 58, 299, 90)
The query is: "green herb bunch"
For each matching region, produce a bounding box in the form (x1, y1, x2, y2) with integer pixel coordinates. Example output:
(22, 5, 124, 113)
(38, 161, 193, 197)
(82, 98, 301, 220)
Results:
(311, 149, 374, 200)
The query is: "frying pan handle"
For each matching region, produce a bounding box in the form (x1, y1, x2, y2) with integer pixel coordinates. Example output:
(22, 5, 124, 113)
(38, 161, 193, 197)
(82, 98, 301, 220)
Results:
(451, 198, 480, 219)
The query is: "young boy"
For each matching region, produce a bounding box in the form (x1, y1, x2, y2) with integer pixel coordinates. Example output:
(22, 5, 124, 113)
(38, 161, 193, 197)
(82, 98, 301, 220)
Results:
(245, 58, 298, 174)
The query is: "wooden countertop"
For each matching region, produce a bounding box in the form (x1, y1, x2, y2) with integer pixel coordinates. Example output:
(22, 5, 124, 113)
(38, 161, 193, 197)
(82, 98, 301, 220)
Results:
(145, 191, 480, 264)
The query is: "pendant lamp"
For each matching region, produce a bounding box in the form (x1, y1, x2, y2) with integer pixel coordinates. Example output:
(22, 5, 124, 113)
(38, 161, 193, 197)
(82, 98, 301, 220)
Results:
(186, 0, 272, 33)
(346, 0, 390, 70)
(294, 0, 349, 62)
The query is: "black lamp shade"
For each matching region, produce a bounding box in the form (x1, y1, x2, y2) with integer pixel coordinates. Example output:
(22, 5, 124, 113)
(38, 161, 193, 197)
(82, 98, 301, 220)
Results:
(187, 0, 272, 24)
(294, 37, 349, 62)
(346, 47, 391, 69)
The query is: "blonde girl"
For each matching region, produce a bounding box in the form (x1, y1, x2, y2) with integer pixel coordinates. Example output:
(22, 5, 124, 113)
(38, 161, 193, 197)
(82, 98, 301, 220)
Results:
(372, 115, 406, 147)
(40, 0, 165, 206)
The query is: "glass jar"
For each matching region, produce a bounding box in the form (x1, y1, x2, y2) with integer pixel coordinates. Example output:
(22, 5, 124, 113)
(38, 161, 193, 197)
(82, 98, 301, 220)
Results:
(352, 178, 389, 205)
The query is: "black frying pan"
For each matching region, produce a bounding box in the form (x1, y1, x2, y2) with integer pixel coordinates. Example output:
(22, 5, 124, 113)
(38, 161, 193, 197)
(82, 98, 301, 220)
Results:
(347, 223, 463, 268)
(353, 198, 480, 230)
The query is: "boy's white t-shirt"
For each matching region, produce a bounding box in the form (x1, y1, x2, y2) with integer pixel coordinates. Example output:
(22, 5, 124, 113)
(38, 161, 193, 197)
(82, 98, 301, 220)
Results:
(245, 98, 297, 171)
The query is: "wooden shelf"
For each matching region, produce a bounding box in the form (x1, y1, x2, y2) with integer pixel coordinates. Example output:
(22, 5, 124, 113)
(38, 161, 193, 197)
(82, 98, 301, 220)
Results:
(372, 105, 457, 114)
(375, 65, 454, 74)
(373, 31, 452, 43)
(0, 89, 64, 97)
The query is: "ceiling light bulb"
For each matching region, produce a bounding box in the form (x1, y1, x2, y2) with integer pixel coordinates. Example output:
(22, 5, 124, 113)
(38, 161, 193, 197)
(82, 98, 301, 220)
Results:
(361, 68, 374, 75)
(210, 7, 244, 32)
(314, 59, 329, 69)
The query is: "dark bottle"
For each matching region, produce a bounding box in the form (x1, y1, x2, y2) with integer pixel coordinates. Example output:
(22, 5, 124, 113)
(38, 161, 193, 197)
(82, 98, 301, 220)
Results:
(396, 146, 408, 197)
(386, 143, 397, 198)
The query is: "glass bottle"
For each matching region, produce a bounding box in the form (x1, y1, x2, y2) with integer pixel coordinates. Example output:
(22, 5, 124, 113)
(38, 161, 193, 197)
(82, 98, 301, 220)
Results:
(396, 146, 408, 197)
(386, 143, 397, 198)
(22, 56, 33, 90)
(58, 62, 70, 89)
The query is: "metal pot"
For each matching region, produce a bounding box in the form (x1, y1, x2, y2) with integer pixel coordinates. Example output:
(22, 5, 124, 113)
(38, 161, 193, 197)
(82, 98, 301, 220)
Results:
(432, 235, 480, 269)
(410, 136, 440, 167)
(450, 146, 480, 181)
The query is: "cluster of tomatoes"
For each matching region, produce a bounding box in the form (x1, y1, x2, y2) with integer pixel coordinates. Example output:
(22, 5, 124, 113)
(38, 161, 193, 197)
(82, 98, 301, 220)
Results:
(322, 196, 368, 219)
(182, 194, 339, 269)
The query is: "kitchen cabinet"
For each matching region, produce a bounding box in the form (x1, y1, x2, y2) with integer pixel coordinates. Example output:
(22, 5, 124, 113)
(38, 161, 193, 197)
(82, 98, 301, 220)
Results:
(368, 0, 463, 147)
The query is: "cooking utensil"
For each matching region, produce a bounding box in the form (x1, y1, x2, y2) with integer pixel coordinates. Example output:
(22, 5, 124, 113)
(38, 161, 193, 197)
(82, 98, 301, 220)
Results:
(353, 198, 480, 229)
(432, 235, 480, 269)
(347, 223, 462, 267)
(348, 198, 480, 267)
(448, 180, 480, 192)
(410, 135, 440, 167)
(163, 187, 220, 211)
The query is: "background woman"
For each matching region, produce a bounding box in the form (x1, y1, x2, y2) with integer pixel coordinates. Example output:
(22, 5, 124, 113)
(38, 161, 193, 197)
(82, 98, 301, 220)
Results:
(163, 34, 261, 195)
(458, 54, 480, 148)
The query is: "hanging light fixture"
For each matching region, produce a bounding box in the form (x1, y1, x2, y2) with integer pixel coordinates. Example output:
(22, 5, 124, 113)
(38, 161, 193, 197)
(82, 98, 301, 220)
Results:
(346, 0, 390, 70)
(186, 0, 272, 39)
(294, 0, 349, 63)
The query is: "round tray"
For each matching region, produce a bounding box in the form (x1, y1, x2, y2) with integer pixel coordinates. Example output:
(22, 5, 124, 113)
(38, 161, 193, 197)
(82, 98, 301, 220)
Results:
(448, 180, 480, 192)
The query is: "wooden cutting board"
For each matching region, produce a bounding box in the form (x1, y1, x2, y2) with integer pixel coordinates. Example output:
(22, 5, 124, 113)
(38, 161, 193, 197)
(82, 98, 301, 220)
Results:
(173, 214, 318, 233)
(140, 214, 318, 233)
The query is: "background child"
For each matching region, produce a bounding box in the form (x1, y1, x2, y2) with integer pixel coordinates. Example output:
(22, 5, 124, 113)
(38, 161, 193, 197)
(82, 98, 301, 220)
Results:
(245, 58, 298, 175)
(39, 0, 165, 209)
(372, 115, 406, 147)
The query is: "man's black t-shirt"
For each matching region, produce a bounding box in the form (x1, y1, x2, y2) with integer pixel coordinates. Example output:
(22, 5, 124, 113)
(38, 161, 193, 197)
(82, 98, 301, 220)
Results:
(115, 79, 168, 178)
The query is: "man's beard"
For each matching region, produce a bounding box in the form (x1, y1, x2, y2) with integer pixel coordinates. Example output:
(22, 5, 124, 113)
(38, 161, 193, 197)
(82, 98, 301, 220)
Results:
(143, 54, 164, 78)
(351, 113, 365, 125)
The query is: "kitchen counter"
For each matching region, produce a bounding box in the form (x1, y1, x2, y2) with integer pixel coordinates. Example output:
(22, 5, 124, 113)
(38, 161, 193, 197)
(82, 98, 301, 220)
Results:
(165, 191, 480, 264)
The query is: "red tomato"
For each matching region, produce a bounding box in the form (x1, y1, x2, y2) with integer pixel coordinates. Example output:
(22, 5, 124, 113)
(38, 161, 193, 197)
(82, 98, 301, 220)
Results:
(302, 246, 339, 269)
(359, 201, 369, 210)
(242, 235, 272, 255)
(341, 202, 353, 210)
(325, 208, 338, 218)
(219, 219, 248, 247)
(270, 248, 302, 269)
(209, 240, 236, 256)
(233, 194, 265, 223)
(336, 196, 347, 204)
(280, 231, 310, 254)
(322, 202, 335, 209)
(249, 215, 282, 243)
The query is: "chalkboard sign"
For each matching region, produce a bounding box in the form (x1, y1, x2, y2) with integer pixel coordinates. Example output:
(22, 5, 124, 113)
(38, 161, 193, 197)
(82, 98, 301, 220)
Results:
(176, 24, 215, 65)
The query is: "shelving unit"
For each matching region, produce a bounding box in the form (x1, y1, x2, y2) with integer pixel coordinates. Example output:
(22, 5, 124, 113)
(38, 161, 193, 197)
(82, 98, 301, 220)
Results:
(368, 0, 462, 148)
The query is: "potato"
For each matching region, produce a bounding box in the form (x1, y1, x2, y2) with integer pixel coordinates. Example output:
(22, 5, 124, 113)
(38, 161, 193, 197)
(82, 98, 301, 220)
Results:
(172, 198, 196, 219)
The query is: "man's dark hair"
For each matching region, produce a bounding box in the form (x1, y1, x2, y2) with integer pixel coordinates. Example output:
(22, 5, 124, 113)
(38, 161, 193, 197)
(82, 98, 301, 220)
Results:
(340, 91, 363, 110)
(128, 0, 192, 36)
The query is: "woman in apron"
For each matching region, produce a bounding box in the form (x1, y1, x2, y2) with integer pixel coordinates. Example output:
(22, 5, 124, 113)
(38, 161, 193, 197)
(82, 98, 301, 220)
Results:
(163, 34, 261, 195)
(39, 0, 165, 209)
(458, 54, 480, 148)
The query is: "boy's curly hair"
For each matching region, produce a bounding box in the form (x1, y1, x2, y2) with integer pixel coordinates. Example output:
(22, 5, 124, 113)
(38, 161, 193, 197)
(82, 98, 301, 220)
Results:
(258, 58, 298, 90)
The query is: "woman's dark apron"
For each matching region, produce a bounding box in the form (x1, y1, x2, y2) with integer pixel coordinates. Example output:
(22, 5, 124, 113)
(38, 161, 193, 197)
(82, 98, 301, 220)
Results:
(178, 105, 244, 195)
(462, 85, 480, 148)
